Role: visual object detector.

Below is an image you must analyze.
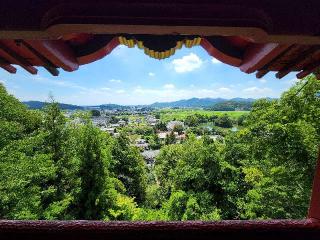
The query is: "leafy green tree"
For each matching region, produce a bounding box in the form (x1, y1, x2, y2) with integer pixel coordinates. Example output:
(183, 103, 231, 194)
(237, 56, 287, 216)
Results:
(149, 134, 161, 150)
(0, 87, 56, 219)
(144, 184, 164, 209)
(134, 125, 154, 136)
(90, 109, 101, 117)
(215, 114, 233, 128)
(165, 131, 176, 145)
(237, 114, 247, 126)
(76, 122, 115, 219)
(182, 195, 201, 220)
(156, 121, 167, 131)
(185, 115, 199, 127)
(110, 116, 119, 124)
(0, 84, 41, 149)
(155, 113, 161, 119)
(173, 124, 184, 135)
(0, 135, 55, 219)
(40, 102, 81, 219)
(163, 190, 189, 220)
(111, 134, 147, 203)
(109, 194, 139, 220)
(226, 76, 320, 219)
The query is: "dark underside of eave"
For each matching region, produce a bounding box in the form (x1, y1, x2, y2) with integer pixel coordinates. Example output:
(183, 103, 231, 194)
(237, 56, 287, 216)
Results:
(1, 0, 320, 36)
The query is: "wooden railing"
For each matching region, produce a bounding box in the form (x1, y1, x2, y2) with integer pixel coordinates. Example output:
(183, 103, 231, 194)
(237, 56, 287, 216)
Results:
(0, 219, 320, 240)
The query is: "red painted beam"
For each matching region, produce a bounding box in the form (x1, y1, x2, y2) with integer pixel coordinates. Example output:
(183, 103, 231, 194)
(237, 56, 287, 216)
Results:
(201, 37, 244, 67)
(240, 43, 290, 73)
(0, 64, 17, 74)
(296, 61, 320, 79)
(0, 57, 17, 73)
(308, 147, 320, 220)
(20, 40, 59, 76)
(256, 69, 269, 78)
(276, 46, 320, 79)
(27, 40, 78, 72)
(0, 42, 37, 74)
(76, 36, 120, 65)
(0, 220, 320, 240)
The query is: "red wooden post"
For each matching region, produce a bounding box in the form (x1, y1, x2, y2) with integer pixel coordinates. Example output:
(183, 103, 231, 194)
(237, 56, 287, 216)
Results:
(308, 146, 320, 219)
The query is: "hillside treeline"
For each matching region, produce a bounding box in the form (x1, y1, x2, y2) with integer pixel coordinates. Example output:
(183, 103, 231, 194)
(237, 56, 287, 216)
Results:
(210, 100, 253, 111)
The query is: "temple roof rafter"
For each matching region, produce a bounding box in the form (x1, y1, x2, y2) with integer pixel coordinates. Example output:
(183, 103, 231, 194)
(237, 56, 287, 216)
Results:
(1, 0, 320, 79)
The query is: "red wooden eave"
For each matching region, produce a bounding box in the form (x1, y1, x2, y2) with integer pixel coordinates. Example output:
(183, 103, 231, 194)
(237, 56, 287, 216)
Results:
(0, 1, 319, 79)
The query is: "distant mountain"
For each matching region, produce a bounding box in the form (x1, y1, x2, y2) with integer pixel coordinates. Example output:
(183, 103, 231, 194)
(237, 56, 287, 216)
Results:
(150, 98, 224, 108)
(23, 101, 84, 110)
(96, 104, 131, 110)
(149, 97, 255, 108)
(23, 97, 261, 110)
(23, 101, 132, 111)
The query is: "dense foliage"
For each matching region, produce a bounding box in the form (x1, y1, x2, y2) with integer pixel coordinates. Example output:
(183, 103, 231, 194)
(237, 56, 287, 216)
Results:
(0, 75, 319, 220)
(210, 100, 253, 111)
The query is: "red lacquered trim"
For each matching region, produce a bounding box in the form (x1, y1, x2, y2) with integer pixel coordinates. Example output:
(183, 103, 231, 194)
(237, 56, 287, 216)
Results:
(200, 38, 243, 67)
(240, 43, 290, 73)
(77, 37, 120, 65)
(27, 40, 79, 72)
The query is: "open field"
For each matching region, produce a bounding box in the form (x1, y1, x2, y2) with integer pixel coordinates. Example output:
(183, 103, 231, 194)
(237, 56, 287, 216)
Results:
(157, 109, 249, 122)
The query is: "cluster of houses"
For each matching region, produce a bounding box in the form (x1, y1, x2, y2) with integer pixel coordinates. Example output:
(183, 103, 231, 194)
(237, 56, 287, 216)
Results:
(71, 111, 223, 145)
(157, 121, 186, 144)
(68, 110, 224, 165)
(134, 120, 186, 151)
(91, 114, 160, 137)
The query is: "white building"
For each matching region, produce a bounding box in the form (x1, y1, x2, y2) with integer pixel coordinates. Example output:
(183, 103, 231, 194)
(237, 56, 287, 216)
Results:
(118, 119, 126, 126)
(166, 121, 184, 131)
(158, 132, 168, 140)
(101, 127, 115, 135)
(134, 139, 149, 150)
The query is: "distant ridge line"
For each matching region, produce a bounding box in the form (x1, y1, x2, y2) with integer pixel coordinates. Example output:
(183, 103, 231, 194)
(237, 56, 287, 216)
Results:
(23, 97, 275, 110)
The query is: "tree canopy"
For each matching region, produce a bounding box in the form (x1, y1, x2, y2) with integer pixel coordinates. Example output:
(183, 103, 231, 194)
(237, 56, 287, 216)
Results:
(0, 75, 319, 220)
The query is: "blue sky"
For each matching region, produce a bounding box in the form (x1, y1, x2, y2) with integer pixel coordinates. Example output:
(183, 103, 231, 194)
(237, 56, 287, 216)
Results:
(0, 45, 298, 105)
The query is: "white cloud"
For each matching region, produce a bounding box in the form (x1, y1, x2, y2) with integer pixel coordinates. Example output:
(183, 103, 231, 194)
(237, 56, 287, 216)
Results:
(163, 84, 175, 89)
(217, 87, 232, 93)
(112, 45, 129, 58)
(116, 89, 126, 94)
(130, 85, 236, 104)
(172, 53, 203, 73)
(133, 86, 149, 95)
(49, 83, 277, 105)
(100, 87, 111, 91)
(286, 78, 299, 86)
(259, 78, 267, 83)
(32, 76, 87, 90)
(148, 72, 155, 77)
(0, 79, 6, 84)
(109, 79, 122, 83)
(211, 58, 222, 64)
(13, 70, 279, 105)
(242, 87, 273, 97)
